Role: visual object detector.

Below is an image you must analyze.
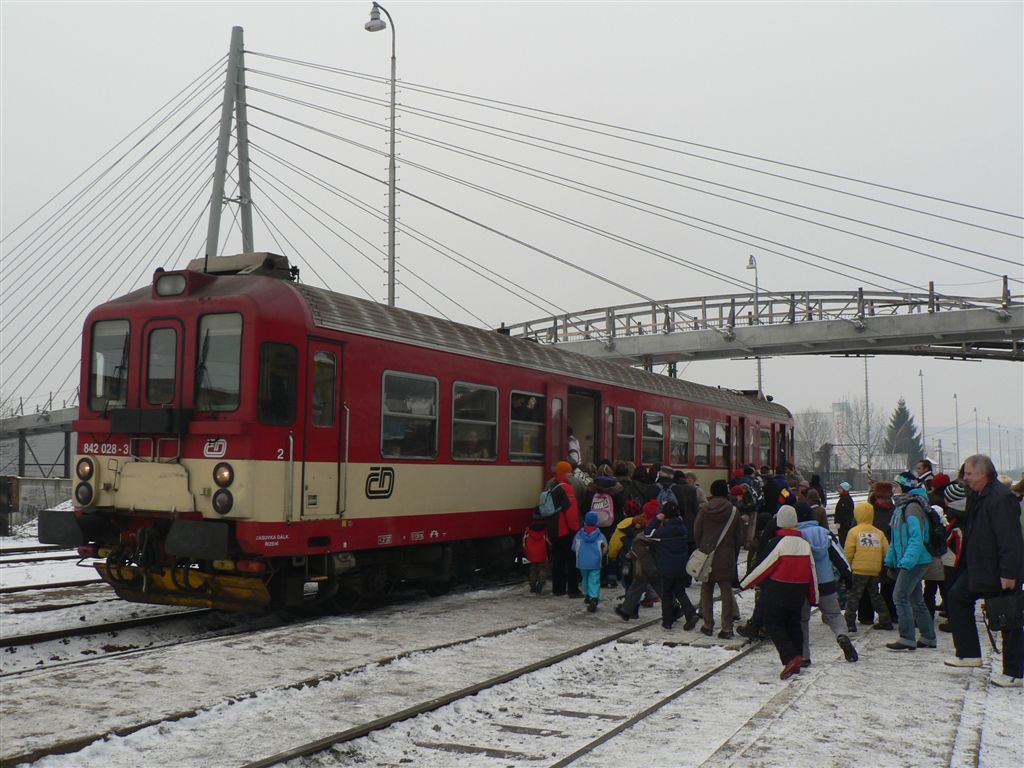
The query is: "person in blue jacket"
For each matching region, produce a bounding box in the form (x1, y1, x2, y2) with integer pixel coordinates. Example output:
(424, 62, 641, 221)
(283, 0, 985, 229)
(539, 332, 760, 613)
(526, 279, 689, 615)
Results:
(795, 502, 858, 663)
(573, 511, 608, 613)
(884, 473, 937, 651)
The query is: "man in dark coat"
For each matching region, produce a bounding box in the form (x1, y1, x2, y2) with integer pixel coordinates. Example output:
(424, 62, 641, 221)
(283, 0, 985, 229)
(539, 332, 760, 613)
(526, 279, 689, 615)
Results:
(944, 454, 1024, 686)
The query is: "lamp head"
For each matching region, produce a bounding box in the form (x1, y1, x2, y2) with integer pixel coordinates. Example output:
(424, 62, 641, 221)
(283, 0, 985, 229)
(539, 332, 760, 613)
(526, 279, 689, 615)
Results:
(365, 4, 386, 32)
(746, 255, 757, 270)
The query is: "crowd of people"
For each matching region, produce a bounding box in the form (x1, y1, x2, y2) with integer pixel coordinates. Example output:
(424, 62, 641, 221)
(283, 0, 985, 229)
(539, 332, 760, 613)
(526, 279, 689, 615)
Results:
(524, 455, 1024, 685)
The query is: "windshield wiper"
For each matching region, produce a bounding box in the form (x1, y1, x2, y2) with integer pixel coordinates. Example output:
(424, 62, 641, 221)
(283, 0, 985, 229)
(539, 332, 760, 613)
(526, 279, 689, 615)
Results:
(101, 335, 130, 417)
(195, 329, 212, 412)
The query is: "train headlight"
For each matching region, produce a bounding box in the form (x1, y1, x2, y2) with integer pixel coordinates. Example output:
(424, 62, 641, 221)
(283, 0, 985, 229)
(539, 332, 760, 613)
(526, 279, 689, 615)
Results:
(212, 489, 234, 515)
(213, 462, 234, 488)
(76, 458, 94, 481)
(155, 273, 187, 296)
(75, 482, 94, 506)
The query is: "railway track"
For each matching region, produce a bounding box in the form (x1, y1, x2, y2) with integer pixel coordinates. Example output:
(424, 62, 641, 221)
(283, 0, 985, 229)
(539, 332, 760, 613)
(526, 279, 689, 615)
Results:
(0, 544, 65, 556)
(0, 608, 211, 648)
(240, 621, 764, 768)
(0, 578, 104, 595)
(0, 553, 83, 565)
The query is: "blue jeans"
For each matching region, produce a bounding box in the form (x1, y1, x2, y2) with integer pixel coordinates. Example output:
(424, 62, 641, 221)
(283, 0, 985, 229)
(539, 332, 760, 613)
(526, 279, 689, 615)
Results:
(893, 563, 936, 647)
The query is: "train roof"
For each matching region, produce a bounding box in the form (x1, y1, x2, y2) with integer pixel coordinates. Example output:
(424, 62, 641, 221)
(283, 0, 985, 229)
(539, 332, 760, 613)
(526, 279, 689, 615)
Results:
(292, 282, 791, 420)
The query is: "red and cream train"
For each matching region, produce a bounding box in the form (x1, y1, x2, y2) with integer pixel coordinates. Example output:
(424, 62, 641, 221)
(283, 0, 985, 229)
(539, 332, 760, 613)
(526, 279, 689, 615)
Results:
(40, 253, 793, 611)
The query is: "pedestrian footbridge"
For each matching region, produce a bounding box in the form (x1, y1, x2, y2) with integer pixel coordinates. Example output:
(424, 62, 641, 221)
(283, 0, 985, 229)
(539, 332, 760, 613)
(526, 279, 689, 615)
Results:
(503, 288, 1024, 364)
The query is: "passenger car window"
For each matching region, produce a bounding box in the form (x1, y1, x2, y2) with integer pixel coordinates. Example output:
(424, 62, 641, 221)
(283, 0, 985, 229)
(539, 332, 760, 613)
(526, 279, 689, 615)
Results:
(453, 382, 497, 460)
(670, 415, 690, 465)
(642, 412, 665, 465)
(694, 419, 712, 466)
(510, 391, 545, 461)
(382, 372, 438, 458)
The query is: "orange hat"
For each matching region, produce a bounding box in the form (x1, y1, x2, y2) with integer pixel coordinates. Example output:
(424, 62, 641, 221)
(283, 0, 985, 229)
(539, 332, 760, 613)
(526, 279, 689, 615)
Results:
(555, 461, 572, 477)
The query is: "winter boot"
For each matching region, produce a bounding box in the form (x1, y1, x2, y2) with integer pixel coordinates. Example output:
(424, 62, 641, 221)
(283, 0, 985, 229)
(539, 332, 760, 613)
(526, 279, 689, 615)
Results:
(838, 634, 859, 662)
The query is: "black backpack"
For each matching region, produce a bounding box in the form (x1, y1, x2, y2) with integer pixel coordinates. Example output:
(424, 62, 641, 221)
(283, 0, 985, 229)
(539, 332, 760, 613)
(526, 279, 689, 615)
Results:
(915, 499, 948, 557)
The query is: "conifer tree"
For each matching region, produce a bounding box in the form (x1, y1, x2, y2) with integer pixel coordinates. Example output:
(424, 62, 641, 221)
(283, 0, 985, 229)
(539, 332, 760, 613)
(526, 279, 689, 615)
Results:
(884, 397, 925, 465)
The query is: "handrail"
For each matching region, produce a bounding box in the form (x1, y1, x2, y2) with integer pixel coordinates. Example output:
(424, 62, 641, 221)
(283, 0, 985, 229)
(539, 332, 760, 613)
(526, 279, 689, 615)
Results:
(504, 288, 1016, 344)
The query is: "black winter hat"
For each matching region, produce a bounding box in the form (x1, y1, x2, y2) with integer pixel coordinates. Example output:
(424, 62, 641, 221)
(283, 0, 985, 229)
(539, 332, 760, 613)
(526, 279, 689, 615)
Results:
(661, 500, 680, 518)
(710, 479, 730, 498)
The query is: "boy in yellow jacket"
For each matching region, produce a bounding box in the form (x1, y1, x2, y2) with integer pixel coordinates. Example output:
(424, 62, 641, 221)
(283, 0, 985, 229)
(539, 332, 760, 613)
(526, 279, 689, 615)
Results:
(844, 502, 894, 632)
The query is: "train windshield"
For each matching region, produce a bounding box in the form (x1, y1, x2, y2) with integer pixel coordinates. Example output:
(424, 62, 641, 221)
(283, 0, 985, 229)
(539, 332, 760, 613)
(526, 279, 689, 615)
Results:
(88, 320, 130, 411)
(195, 313, 242, 411)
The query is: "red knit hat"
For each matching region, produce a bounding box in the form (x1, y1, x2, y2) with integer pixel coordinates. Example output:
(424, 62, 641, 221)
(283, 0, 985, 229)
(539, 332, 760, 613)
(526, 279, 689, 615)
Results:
(642, 499, 660, 521)
(931, 473, 952, 491)
(729, 485, 746, 496)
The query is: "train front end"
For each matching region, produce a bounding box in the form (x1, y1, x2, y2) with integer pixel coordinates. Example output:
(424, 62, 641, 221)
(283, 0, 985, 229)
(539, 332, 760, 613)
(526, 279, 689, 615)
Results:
(39, 254, 305, 612)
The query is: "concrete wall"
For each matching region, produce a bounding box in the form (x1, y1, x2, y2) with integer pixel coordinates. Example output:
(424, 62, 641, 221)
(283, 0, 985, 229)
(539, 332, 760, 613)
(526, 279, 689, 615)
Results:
(0, 477, 72, 533)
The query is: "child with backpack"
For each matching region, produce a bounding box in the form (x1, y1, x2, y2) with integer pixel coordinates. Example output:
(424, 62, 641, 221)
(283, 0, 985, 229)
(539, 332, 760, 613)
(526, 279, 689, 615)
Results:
(573, 511, 608, 612)
(843, 501, 893, 632)
(608, 499, 643, 589)
(523, 519, 551, 594)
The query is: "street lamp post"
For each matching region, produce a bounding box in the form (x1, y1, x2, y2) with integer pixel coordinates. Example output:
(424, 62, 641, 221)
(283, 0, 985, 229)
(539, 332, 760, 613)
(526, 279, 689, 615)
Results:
(918, 369, 926, 458)
(974, 407, 979, 457)
(746, 255, 762, 396)
(953, 393, 960, 469)
(365, 2, 397, 307)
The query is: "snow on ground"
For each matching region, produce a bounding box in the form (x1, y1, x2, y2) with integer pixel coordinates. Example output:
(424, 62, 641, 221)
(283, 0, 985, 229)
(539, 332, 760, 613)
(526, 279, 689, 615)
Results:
(6, 580, 1022, 768)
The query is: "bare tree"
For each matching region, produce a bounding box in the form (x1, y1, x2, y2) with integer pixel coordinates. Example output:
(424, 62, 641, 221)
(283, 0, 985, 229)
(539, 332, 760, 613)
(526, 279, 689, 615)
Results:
(795, 410, 834, 472)
(833, 397, 887, 475)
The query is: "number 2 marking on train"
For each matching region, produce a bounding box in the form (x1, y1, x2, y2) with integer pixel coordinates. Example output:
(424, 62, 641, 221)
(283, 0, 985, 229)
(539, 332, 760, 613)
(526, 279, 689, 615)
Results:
(277, 448, 285, 460)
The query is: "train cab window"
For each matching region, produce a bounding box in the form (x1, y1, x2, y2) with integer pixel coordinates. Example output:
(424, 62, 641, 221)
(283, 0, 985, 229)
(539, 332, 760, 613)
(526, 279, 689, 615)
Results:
(642, 411, 664, 465)
(670, 415, 690, 465)
(382, 372, 438, 458)
(616, 407, 635, 462)
(146, 327, 177, 404)
(759, 427, 771, 468)
(509, 390, 545, 462)
(311, 351, 336, 427)
(195, 313, 242, 412)
(693, 419, 712, 466)
(88, 319, 130, 411)
(452, 382, 497, 460)
(257, 343, 298, 424)
(715, 422, 729, 467)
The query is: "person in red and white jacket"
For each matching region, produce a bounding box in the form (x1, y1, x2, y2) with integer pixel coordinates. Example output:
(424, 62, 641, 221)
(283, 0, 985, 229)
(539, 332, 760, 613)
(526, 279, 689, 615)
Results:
(741, 505, 819, 679)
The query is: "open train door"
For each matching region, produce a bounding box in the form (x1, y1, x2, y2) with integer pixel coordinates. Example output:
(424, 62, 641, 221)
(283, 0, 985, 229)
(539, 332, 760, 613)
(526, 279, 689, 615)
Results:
(301, 338, 345, 519)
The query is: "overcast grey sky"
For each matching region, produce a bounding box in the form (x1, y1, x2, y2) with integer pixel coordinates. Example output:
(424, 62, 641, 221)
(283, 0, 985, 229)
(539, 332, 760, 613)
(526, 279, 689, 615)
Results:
(2, 2, 1022, 469)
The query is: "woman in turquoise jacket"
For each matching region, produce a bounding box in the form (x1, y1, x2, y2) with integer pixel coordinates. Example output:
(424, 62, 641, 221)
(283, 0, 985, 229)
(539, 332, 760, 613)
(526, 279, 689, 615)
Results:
(883, 479, 937, 651)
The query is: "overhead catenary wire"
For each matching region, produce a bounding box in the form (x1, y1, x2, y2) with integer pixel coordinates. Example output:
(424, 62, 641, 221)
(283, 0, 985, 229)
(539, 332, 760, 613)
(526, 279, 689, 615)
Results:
(248, 142, 566, 317)
(4, 162, 218, 411)
(246, 76, 1023, 268)
(1, 97, 224, 308)
(249, 115, 933, 299)
(244, 51, 1024, 226)
(0, 77, 225, 277)
(247, 165, 476, 322)
(0, 55, 226, 251)
(2, 117, 221, 323)
(45, 171, 219, 401)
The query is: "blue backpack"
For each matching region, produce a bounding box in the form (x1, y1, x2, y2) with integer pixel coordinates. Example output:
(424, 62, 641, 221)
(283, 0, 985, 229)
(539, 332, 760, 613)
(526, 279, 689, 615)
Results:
(656, 484, 677, 512)
(536, 489, 557, 519)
